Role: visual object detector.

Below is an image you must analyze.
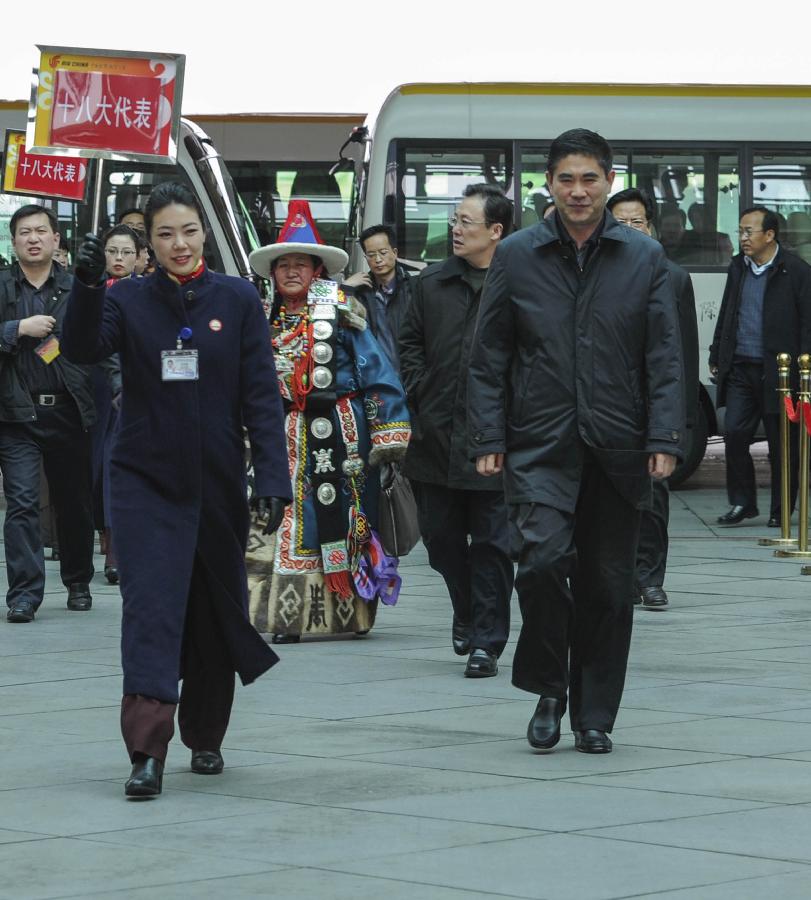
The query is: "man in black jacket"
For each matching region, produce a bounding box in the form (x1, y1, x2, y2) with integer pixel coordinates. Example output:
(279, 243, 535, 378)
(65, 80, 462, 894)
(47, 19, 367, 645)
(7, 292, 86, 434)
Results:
(469, 130, 683, 753)
(607, 188, 700, 610)
(343, 224, 412, 373)
(400, 184, 515, 678)
(710, 207, 811, 526)
(0, 205, 99, 622)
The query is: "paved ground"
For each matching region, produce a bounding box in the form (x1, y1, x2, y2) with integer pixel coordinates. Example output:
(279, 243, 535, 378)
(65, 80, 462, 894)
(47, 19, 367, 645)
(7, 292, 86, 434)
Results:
(2, 455, 811, 899)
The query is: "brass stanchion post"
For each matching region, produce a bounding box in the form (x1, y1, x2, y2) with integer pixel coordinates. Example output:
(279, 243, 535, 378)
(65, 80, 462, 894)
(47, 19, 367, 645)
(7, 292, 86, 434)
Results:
(776, 354, 811, 559)
(760, 352, 796, 546)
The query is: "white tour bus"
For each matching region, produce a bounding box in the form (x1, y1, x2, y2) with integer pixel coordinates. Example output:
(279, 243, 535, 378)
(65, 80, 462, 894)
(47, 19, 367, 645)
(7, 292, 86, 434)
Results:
(346, 82, 811, 484)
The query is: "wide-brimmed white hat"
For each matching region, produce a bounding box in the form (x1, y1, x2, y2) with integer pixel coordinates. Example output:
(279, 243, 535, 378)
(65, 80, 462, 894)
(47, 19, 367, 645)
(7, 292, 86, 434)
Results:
(249, 200, 348, 278)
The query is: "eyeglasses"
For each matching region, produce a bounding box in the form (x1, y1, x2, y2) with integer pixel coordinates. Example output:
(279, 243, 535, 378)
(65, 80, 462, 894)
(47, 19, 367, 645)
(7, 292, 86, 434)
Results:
(105, 248, 136, 258)
(615, 218, 648, 229)
(737, 228, 764, 238)
(364, 249, 392, 260)
(448, 215, 487, 229)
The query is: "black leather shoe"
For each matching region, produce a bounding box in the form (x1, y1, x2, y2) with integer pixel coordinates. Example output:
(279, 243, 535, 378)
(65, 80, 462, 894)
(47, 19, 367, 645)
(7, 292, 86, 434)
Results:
(67, 583, 92, 611)
(50, 548, 60, 561)
(125, 756, 163, 797)
(271, 633, 300, 644)
(452, 616, 471, 656)
(641, 586, 669, 609)
(767, 516, 780, 528)
(527, 697, 563, 750)
(6, 600, 35, 623)
(574, 729, 613, 753)
(464, 648, 497, 678)
(716, 505, 758, 525)
(191, 749, 224, 775)
(104, 565, 119, 585)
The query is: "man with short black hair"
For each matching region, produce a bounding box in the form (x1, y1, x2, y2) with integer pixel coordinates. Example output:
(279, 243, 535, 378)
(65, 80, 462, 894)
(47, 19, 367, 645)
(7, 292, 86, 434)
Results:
(119, 208, 146, 234)
(344, 224, 412, 372)
(711, 206, 811, 526)
(400, 183, 515, 678)
(608, 187, 699, 610)
(469, 130, 683, 752)
(0, 204, 99, 621)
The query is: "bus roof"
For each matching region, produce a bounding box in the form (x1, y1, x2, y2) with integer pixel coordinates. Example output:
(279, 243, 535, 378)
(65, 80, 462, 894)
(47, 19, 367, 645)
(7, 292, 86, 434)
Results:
(394, 82, 811, 99)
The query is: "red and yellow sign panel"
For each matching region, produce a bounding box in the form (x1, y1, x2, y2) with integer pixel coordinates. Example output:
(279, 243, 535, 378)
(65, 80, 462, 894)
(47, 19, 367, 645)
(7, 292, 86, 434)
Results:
(2, 130, 89, 202)
(28, 46, 185, 163)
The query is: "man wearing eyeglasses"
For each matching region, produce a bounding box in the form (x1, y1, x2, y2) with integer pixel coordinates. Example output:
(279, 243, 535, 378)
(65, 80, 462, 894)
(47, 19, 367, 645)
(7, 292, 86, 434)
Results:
(0, 205, 100, 622)
(343, 225, 412, 373)
(710, 207, 811, 527)
(400, 183, 515, 679)
(607, 188, 699, 610)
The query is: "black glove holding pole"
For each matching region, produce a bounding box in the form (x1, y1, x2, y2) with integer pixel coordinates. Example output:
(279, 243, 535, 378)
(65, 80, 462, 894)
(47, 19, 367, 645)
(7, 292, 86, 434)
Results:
(75, 233, 107, 286)
(255, 497, 287, 535)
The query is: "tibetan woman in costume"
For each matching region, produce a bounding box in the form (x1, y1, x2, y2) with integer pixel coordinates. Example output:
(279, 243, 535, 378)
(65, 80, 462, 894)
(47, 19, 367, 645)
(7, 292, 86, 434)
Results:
(246, 201, 410, 642)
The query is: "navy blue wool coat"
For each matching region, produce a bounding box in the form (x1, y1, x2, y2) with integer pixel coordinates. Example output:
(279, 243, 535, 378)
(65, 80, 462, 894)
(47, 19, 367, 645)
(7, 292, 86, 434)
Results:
(63, 267, 292, 703)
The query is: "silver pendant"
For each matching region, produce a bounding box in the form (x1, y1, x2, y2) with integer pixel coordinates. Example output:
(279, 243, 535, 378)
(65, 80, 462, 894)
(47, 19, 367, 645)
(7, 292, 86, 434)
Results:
(312, 341, 333, 364)
(311, 416, 333, 439)
(317, 483, 337, 505)
(313, 320, 334, 340)
(312, 366, 333, 389)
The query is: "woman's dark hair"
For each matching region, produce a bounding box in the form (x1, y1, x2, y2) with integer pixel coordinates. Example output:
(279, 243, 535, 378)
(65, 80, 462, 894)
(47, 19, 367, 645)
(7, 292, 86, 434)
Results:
(102, 223, 145, 251)
(144, 182, 205, 236)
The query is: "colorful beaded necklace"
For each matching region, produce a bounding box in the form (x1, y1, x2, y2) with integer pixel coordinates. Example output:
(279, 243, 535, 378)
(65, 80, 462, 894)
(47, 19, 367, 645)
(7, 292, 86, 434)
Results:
(271, 304, 315, 410)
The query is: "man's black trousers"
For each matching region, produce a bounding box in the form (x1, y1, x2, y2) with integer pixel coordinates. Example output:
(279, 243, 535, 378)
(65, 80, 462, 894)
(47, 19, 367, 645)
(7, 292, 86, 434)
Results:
(411, 481, 513, 656)
(724, 359, 798, 518)
(636, 479, 669, 589)
(0, 400, 95, 607)
(511, 456, 641, 733)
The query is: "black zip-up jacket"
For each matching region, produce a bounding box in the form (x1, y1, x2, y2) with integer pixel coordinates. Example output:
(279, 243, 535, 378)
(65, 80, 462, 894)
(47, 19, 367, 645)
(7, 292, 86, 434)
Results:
(709, 246, 811, 414)
(0, 263, 106, 428)
(349, 263, 413, 374)
(399, 254, 502, 491)
(467, 213, 684, 511)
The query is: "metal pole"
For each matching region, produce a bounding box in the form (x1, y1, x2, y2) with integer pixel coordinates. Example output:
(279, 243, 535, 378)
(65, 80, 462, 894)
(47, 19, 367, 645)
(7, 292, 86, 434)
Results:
(776, 354, 811, 559)
(760, 353, 796, 546)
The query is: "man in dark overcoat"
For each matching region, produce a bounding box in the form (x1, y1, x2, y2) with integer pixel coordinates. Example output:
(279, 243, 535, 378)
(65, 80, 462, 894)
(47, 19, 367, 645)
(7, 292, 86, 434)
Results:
(468, 130, 684, 754)
(400, 184, 515, 678)
(710, 206, 811, 526)
(607, 188, 700, 610)
(63, 191, 291, 795)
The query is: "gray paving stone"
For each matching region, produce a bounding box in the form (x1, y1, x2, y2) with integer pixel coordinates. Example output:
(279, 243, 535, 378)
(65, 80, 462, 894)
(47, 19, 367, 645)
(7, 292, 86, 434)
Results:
(321, 832, 803, 900)
(630, 871, 811, 900)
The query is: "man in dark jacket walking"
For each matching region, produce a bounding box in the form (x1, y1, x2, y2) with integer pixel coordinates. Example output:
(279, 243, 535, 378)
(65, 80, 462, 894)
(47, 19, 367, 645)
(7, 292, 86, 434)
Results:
(607, 188, 700, 610)
(344, 224, 412, 373)
(469, 130, 683, 753)
(0, 205, 99, 622)
(710, 207, 811, 526)
(400, 184, 515, 678)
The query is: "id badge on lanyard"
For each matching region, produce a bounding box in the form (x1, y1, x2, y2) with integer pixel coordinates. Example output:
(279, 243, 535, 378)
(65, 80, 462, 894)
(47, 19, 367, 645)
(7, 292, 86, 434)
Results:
(161, 349, 199, 381)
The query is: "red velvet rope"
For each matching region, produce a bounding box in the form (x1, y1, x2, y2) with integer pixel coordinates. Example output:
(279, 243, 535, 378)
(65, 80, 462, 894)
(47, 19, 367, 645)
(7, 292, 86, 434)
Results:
(785, 395, 801, 423)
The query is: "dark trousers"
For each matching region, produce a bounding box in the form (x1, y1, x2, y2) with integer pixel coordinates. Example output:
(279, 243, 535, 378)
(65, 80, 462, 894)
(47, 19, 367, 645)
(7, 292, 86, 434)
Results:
(412, 481, 513, 656)
(511, 457, 640, 733)
(636, 479, 669, 588)
(724, 359, 798, 517)
(120, 561, 235, 762)
(0, 401, 94, 607)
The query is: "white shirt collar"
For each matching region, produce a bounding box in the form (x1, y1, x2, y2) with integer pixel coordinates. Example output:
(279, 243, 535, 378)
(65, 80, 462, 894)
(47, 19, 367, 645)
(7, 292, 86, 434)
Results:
(744, 243, 779, 276)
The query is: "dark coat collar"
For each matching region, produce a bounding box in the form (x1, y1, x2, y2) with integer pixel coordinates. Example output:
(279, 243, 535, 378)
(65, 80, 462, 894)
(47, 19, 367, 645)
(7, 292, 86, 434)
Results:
(530, 210, 630, 249)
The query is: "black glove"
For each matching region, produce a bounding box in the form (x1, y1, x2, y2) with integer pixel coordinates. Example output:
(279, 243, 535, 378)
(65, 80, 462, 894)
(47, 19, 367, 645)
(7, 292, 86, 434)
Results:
(75, 233, 107, 286)
(255, 496, 287, 535)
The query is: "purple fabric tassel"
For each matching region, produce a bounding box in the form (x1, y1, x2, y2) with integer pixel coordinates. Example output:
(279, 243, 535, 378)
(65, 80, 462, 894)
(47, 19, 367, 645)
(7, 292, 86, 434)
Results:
(353, 531, 402, 606)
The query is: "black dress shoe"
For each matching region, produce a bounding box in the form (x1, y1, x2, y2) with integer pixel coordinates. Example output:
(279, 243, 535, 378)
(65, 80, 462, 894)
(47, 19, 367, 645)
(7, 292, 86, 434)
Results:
(104, 565, 119, 585)
(767, 516, 780, 528)
(271, 633, 300, 644)
(6, 600, 35, 623)
(191, 749, 224, 774)
(125, 756, 163, 797)
(716, 505, 758, 525)
(574, 729, 613, 754)
(527, 697, 563, 750)
(452, 616, 471, 656)
(464, 648, 497, 678)
(67, 583, 92, 611)
(50, 548, 60, 561)
(640, 585, 668, 609)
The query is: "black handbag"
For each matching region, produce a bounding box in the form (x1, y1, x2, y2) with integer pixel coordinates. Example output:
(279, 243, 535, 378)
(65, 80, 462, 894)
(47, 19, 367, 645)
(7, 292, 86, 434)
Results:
(378, 463, 420, 557)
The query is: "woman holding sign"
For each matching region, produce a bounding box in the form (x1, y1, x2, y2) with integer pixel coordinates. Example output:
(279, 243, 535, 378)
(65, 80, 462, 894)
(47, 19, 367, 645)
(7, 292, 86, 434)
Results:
(63, 182, 292, 799)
